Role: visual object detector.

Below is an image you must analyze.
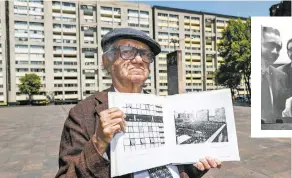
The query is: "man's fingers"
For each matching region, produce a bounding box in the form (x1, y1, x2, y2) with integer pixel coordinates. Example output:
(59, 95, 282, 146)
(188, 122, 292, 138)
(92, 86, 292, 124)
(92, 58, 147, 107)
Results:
(111, 124, 121, 134)
(214, 158, 222, 168)
(206, 157, 217, 168)
(194, 162, 205, 171)
(199, 158, 211, 170)
(99, 107, 120, 117)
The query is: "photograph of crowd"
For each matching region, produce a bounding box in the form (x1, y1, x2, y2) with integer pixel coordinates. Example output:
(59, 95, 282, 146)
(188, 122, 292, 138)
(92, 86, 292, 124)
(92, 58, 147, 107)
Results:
(174, 107, 228, 145)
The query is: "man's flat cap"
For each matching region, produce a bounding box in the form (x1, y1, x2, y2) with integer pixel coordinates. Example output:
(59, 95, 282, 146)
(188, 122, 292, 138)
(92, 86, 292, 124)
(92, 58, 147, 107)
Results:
(101, 28, 161, 56)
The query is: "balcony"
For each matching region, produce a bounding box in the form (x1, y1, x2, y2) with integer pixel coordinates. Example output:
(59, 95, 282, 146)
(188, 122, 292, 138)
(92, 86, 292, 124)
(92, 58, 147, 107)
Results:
(191, 38, 200, 43)
(190, 55, 200, 60)
(30, 48, 45, 54)
(101, 17, 113, 23)
(84, 36, 94, 42)
(63, 35, 77, 41)
(191, 26, 200, 30)
(128, 13, 138, 17)
(52, 4, 61, 11)
(63, 80, 78, 84)
(217, 28, 224, 33)
(53, 27, 62, 33)
(15, 33, 28, 38)
(191, 20, 200, 25)
(185, 55, 191, 60)
(158, 16, 167, 20)
(169, 17, 178, 22)
(29, 25, 44, 31)
(192, 74, 201, 78)
(217, 22, 225, 27)
(63, 72, 78, 77)
(84, 15, 94, 21)
(62, 13, 76, 19)
(62, 6, 76, 12)
(101, 10, 113, 16)
(63, 28, 76, 34)
(14, 9, 27, 15)
(207, 74, 214, 78)
(29, 33, 44, 39)
(29, 10, 44, 16)
(28, 2, 43, 8)
(15, 48, 29, 53)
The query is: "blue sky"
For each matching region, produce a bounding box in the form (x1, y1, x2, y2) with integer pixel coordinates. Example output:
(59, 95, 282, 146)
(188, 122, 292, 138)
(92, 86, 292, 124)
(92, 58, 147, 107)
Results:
(135, 1, 279, 17)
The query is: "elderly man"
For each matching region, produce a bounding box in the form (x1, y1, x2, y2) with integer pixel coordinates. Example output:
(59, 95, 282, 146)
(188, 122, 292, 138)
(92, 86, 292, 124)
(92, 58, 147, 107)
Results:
(56, 28, 221, 178)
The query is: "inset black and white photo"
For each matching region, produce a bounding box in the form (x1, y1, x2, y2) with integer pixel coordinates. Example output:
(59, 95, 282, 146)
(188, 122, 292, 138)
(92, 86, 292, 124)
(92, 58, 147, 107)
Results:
(251, 17, 292, 137)
(174, 107, 228, 145)
(121, 103, 165, 152)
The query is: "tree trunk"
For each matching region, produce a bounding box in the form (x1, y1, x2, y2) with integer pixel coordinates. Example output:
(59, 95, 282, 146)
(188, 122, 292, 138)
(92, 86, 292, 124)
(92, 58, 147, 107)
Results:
(243, 73, 251, 104)
(29, 94, 32, 105)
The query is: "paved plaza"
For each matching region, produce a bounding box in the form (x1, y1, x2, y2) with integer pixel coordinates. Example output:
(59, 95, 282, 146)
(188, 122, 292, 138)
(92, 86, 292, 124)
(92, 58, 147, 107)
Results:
(0, 105, 290, 178)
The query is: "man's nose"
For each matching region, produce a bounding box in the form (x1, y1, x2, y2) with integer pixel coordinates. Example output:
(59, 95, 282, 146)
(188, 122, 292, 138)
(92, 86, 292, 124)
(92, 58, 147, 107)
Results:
(131, 53, 143, 63)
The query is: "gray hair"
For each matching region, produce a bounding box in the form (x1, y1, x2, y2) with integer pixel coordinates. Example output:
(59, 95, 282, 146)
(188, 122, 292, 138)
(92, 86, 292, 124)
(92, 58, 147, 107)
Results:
(102, 38, 122, 74)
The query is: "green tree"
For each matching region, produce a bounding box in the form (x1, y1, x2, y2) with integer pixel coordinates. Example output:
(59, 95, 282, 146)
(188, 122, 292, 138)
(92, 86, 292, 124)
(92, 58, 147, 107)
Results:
(217, 18, 251, 103)
(215, 62, 241, 99)
(18, 73, 42, 104)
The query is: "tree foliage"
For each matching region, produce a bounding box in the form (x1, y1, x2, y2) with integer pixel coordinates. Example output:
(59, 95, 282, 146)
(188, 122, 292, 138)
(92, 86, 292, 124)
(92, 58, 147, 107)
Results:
(215, 62, 241, 98)
(19, 73, 42, 97)
(217, 18, 251, 102)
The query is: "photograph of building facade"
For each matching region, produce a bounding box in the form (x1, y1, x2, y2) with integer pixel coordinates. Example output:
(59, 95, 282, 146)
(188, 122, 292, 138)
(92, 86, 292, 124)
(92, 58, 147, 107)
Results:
(0, 0, 247, 104)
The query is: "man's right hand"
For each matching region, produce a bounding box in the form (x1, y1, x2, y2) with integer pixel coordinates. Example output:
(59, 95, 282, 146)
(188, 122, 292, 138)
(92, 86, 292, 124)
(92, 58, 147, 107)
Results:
(95, 107, 126, 155)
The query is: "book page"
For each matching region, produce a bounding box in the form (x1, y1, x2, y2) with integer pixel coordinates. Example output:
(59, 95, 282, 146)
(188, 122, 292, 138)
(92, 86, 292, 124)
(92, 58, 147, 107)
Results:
(109, 92, 172, 177)
(164, 89, 240, 164)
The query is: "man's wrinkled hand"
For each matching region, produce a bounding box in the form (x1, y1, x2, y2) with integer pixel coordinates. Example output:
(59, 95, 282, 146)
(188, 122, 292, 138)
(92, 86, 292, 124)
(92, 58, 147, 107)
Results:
(193, 157, 222, 171)
(94, 107, 127, 155)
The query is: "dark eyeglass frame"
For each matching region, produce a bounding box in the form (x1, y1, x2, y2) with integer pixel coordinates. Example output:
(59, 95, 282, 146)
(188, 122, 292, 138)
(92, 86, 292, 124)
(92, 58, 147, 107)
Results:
(262, 41, 282, 52)
(112, 45, 155, 63)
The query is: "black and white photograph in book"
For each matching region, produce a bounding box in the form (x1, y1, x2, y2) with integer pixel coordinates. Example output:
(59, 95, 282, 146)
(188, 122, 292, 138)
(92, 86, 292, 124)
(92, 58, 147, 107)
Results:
(174, 107, 228, 145)
(121, 103, 165, 152)
(260, 22, 292, 129)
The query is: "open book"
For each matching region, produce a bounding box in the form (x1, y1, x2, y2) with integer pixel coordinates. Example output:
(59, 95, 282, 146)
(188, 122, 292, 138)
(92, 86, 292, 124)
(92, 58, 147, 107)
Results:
(109, 89, 240, 177)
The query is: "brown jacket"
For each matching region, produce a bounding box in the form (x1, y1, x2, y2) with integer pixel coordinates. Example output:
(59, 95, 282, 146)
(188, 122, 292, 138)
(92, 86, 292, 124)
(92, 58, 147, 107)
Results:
(56, 87, 207, 178)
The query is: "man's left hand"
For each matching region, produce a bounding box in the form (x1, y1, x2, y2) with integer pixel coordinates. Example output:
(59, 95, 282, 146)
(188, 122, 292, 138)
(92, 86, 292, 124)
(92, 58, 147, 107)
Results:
(193, 157, 222, 171)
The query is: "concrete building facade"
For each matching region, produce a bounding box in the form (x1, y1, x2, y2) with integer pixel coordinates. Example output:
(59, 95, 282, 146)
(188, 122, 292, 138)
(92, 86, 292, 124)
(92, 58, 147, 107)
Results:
(1, 1, 247, 103)
(153, 6, 246, 96)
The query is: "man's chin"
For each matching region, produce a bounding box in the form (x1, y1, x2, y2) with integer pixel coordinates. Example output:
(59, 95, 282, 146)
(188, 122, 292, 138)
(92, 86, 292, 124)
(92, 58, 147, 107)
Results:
(129, 75, 146, 84)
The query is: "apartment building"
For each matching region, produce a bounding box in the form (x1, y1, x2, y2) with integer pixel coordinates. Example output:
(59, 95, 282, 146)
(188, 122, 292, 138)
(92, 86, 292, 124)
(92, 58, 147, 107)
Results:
(0, 1, 6, 103)
(153, 6, 246, 96)
(2, 1, 247, 103)
(5, 0, 154, 103)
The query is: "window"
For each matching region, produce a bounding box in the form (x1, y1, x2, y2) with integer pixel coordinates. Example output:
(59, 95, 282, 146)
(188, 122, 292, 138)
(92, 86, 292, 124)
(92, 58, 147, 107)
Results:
(158, 13, 167, 17)
(15, 61, 29, 65)
(54, 69, 62, 73)
(64, 76, 77, 80)
(101, 6, 112, 11)
(16, 68, 29, 72)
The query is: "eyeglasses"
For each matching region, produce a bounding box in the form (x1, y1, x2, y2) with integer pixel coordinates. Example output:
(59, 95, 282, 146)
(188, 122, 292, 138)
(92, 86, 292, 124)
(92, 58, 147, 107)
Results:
(112, 46, 155, 63)
(262, 42, 282, 52)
